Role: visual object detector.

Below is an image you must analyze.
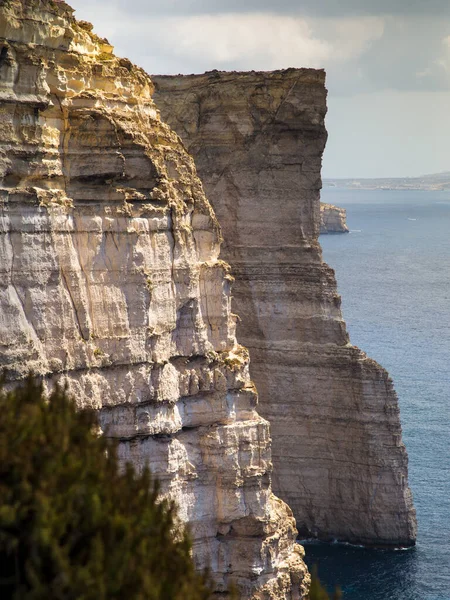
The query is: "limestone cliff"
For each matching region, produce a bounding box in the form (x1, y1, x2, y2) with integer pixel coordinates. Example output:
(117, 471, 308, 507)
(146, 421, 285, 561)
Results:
(153, 70, 417, 547)
(0, 2, 309, 597)
(320, 202, 349, 234)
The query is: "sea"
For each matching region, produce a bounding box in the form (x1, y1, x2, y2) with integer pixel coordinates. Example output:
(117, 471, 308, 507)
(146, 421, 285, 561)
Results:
(302, 188, 450, 600)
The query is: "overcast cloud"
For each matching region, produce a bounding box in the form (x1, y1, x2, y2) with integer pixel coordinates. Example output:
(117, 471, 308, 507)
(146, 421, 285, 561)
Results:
(75, 0, 450, 18)
(68, 0, 450, 177)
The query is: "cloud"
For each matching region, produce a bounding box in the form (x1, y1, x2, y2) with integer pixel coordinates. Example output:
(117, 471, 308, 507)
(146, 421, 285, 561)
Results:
(351, 16, 450, 92)
(71, 0, 450, 18)
(148, 14, 384, 73)
(437, 35, 450, 74)
(69, 5, 384, 77)
(164, 15, 330, 68)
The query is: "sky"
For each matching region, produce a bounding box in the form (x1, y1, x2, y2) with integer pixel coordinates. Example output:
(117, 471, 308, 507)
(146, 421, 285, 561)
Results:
(68, 0, 450, 178)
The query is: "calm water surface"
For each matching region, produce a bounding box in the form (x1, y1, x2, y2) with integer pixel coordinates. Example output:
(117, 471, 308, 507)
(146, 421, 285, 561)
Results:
(303, 189, 450, 600)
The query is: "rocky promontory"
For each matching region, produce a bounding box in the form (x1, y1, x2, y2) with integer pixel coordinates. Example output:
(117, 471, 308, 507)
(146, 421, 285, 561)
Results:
(153, 70, 417, 548)
(320, 202, 349, 234)
(0, 2, 309, 597)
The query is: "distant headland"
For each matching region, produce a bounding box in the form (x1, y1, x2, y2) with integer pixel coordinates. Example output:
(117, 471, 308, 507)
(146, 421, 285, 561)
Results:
(324, 171, 450, 191)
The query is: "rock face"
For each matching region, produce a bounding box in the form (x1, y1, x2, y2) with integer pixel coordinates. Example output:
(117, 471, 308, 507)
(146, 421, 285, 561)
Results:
(153, 70, 417, 547)
(320, 202, 349, 234)
(0, 2, 309, 597)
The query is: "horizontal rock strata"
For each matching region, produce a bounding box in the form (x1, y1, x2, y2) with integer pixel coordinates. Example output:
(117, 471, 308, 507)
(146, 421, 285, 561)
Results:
(320, 202, 349, 234)
(153, 69, 417, 547)
(0, 2, 309, 597)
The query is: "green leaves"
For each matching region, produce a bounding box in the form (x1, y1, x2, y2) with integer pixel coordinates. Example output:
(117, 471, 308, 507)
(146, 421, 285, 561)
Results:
(0, 375, 212, 600)
(308, 566, 343, 600)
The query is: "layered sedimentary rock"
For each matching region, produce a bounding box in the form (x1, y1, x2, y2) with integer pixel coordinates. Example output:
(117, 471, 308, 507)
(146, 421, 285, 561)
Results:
(0, 3, 309, 597)
(153, 70, 417, 547)
(320, 202, 348, 234)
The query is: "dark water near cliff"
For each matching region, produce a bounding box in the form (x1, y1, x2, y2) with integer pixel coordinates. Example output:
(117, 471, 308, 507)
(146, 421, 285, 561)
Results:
(303, 189, 450, 600)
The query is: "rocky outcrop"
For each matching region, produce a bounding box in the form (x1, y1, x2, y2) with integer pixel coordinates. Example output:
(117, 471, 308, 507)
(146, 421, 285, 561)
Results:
(320, 202, 348, 234)
(0, 2, 309, 597)
(153, 70, 417, 547)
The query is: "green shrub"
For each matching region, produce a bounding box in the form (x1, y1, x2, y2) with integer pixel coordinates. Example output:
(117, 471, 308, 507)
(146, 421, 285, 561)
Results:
(308, 565, 343, 600)
(0, 375, 212, 600)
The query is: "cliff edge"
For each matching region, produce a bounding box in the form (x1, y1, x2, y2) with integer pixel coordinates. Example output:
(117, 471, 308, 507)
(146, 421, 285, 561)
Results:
(153, 70, 417, 547)
(0, 2, 309, 597)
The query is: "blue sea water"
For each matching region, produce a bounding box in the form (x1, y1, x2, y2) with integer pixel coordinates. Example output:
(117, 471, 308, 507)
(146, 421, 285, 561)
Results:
(303, 189, 450, 600)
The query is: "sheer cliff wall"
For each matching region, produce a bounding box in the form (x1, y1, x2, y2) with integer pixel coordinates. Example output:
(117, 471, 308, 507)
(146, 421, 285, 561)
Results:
(153, 70, 417, 547)
(0, 2, 309, 597)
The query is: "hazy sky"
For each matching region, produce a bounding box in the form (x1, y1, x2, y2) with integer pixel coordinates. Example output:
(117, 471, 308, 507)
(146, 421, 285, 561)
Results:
(68, 0, 450, 178)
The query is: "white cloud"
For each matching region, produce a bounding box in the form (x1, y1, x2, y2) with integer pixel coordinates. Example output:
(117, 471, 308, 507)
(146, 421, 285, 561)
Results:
(160, 14, 385, 70)
(69, 3, 384, 74)
(310, 16, 385, 61)
(158, 14, 331, 69)
(416, 67, 433, 78)
(439, 35, 450, 71)
(148, 14, 385, 72)
(428, 35, 450, 78)
(69, 0, 450, 19)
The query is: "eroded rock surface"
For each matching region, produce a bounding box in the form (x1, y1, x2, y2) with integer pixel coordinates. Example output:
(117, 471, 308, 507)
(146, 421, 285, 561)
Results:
(320, 202, 349, 234)
(153, 70, 417, 547)
(0, 2, 309, 597)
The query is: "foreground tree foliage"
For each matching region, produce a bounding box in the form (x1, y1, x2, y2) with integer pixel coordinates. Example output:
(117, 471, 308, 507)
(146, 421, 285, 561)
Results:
(308, 566, 343, 600)
(0, 376, 212, 600)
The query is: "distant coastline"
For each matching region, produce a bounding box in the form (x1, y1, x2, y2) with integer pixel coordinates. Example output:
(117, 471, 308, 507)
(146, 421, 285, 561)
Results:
(324, 171, 450, 191)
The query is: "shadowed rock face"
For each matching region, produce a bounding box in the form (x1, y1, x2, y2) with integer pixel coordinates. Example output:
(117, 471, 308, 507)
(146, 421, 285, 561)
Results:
(320, 203, 349, 234)
(153, 70, 417, 547)
(0, 2, 310, 597)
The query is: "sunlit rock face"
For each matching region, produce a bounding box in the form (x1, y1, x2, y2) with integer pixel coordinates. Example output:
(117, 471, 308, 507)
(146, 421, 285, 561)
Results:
(153, 70, 417, 548)
(0, 2, 310, 597)
(320, 202, 349, 234)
